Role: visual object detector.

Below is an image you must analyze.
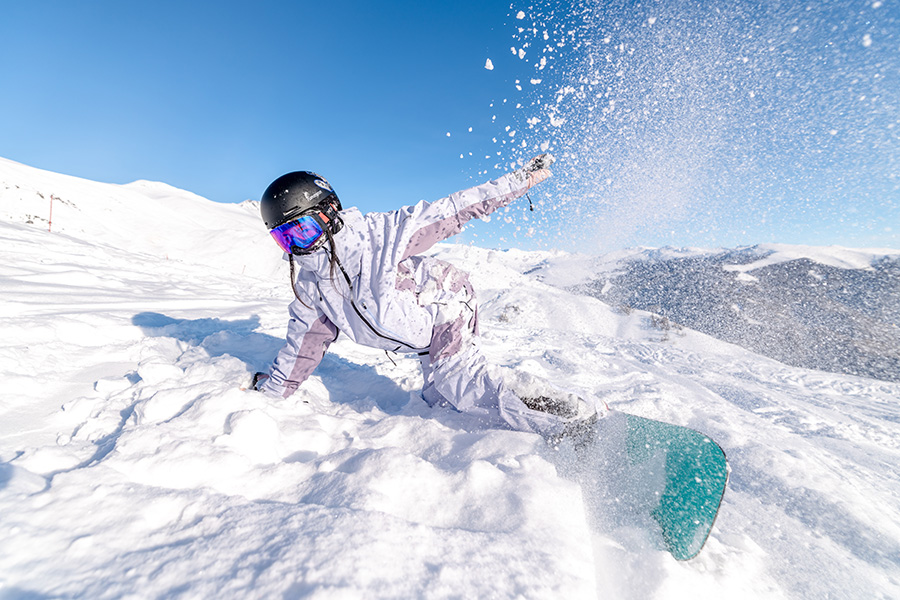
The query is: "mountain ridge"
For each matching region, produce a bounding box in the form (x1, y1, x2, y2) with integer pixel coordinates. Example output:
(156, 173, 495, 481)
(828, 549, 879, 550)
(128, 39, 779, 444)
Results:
(532, 245, 900, 383)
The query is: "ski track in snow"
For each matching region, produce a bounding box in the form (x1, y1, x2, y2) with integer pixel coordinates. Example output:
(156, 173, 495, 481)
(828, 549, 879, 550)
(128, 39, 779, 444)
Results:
(2, 159, 900, 599)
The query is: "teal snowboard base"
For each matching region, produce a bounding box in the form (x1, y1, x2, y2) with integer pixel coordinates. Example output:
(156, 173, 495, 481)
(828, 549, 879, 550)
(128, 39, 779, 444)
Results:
(559, 410, 729, 561)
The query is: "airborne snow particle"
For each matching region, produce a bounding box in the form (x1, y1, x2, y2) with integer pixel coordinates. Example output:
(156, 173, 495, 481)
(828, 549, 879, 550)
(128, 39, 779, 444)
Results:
(862, 34, 873, 47)
(485, 58, 494, 70)
(516, 10, 525, 19)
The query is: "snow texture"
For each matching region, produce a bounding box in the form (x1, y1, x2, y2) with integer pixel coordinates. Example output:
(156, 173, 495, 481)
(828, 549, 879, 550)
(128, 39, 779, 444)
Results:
(2, 157, 900, 598)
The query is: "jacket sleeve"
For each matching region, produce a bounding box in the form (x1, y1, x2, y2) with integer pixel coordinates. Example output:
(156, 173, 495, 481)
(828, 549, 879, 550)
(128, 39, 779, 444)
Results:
(390, 169, 531, 262)
(259, 298, 339, 399)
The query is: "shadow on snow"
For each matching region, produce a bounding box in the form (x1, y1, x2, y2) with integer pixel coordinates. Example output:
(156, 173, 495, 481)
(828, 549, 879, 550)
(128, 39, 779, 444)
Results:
(131, 311, 410, 414)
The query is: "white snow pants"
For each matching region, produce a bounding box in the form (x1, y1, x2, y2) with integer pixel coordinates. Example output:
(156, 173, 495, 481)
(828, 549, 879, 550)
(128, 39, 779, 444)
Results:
(416, 258, 575, 436)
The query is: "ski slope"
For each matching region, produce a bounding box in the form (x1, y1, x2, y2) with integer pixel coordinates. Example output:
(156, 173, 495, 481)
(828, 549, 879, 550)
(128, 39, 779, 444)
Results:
(1, 157, 899, 599)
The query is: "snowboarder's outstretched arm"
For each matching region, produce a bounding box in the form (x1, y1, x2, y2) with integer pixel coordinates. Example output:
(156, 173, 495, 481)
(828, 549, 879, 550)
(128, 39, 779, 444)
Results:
(258, 298, 339, 399)
(389, 154, 554, 262)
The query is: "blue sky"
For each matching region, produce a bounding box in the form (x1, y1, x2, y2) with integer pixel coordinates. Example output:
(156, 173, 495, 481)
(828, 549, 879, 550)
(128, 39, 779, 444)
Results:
(1, 0, 898, 252)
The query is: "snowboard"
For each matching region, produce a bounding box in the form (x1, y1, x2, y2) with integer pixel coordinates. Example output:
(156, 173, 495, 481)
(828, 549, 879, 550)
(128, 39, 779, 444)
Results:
(559, 410, 729, 561)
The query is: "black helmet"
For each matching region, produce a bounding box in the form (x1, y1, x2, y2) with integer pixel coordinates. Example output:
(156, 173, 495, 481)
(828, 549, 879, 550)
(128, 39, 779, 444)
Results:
(260, 171, 342, 229)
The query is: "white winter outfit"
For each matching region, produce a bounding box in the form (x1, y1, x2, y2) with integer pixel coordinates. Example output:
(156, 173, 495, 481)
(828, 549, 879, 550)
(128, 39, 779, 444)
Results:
(260, 168, 587, 435)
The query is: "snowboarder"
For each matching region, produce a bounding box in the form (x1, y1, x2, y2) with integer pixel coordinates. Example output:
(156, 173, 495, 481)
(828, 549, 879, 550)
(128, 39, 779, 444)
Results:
(252, 154, 598, 437)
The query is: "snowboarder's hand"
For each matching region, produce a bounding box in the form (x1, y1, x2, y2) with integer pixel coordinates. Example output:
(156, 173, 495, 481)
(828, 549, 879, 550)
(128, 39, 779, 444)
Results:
(251, 372, 270, 391)
(524, 153, 555, 189)
(525, 153, 555, 172)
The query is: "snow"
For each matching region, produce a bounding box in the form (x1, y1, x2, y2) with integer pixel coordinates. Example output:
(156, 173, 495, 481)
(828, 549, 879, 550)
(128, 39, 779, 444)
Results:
(723, 242, 900, 272)
(2, 158, 900, 598)
(533, 243, 900, 290)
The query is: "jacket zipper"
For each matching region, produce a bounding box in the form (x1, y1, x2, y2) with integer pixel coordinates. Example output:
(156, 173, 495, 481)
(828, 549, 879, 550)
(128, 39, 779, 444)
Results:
(332, 255, 430, 353)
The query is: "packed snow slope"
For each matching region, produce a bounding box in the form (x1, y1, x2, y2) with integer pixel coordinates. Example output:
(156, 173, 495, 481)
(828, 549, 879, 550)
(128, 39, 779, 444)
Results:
(1, 157, 899, 599)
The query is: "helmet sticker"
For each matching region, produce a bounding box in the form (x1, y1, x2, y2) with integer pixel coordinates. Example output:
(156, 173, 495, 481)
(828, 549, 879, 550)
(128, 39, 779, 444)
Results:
(303, 189, 324, 203)
(314, 179, 332, 192)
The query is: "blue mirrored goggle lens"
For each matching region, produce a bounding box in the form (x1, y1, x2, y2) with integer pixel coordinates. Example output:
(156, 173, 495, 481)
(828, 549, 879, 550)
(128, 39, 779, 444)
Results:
(269, 215, 324, 253)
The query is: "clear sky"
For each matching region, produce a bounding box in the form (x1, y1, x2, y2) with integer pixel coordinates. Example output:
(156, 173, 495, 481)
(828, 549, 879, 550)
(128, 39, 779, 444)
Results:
(1, 0, 898, 252)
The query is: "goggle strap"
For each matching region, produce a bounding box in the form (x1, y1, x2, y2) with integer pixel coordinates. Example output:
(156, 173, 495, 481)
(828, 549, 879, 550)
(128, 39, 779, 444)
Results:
(318, 202, 344, 235)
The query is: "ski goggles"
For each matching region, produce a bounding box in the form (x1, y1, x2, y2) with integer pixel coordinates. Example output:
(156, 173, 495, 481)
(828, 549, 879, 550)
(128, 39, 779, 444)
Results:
(268, 202, 343, 255)
(269, 214, 326, 254)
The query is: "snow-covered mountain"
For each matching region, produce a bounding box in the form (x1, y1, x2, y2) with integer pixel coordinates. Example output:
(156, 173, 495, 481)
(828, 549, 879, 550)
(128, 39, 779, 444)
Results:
(1, 157, 899, 599)
(529, 246, 900, 383)
(0, 157, 282, 280)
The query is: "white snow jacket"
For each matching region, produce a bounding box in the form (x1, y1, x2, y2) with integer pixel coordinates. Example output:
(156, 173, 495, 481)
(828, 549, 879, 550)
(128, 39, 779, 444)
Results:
(260, 169, 533, 399)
